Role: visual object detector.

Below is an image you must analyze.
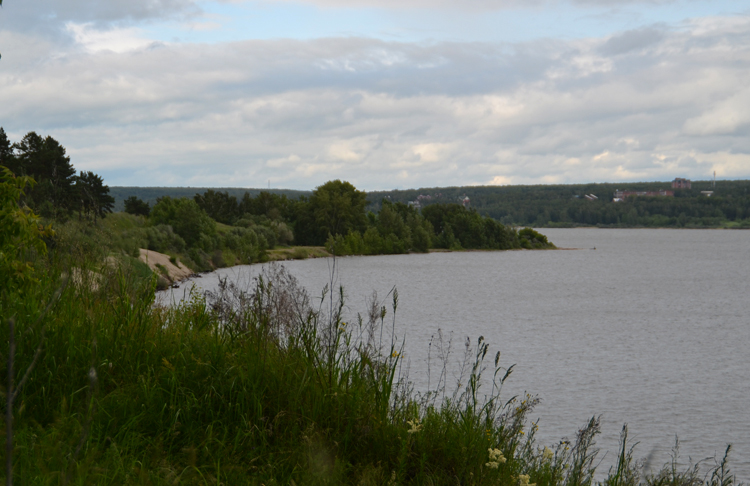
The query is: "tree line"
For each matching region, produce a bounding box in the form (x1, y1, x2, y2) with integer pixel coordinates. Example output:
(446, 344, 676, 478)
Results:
(1, 129, 550, 276)
(0, 128, 114, 222)
(369, 180, 750, 228)
(124, 179, 552, 270)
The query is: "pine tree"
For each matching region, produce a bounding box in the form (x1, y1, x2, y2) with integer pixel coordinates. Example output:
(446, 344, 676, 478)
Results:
(75, 171, 115, 223)
(13, 132, 77, 218)
(0, 128, 15, 170)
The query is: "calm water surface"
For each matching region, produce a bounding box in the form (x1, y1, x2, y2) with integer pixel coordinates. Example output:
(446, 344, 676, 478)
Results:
(159, 228, 750, 479)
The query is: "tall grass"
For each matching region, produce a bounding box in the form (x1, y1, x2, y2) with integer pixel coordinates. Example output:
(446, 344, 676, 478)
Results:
(1, 253, 742, 485)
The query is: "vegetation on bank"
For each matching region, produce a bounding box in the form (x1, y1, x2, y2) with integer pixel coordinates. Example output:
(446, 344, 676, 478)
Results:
(0, 128, 554, 289)
(0, 128, 114, 222)
(113, 179, 750, 230)
(367, 182, 750, 229)
(1, 168, 742, 485)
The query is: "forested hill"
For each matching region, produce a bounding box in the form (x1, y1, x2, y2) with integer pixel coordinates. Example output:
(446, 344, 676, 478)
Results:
(368, 180, 750, 228)
(112, 179, 750, 228)
(110, 186, 310, 212)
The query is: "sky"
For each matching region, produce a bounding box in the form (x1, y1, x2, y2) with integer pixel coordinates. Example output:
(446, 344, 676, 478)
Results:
(1, 0, 749, 190)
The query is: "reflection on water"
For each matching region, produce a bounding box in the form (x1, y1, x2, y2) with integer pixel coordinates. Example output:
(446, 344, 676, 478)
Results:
(158, 228, 750, 480)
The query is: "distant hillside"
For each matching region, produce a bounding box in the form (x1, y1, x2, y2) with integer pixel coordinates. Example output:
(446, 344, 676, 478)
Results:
(367, 179, 750, 228)
(110, 187, 311, 212)
(111, 179, 750, 228)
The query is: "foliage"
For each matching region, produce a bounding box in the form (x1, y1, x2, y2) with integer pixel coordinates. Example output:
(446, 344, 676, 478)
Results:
(109, 186, 309, 213)
(114, 181, 553, 256)
(323, 200, 437, 256)
(238, 190, 294, 221)
(123, 196, 150, 217)
(368, 181, 750, 228)
(519, 228, 555, 249)
(309, 179, 368, 245)
(422, 203, 523, 250)
(194, 189, 240, 224)
(0, 166, 52, 299)
(1, 128, 115, 222)
(0, 128, 13, 168)
(11, 131, 77, 218)
(75, 170, 115, 222)
(145, 224, 186, 253)
(150, 196, 216, 248)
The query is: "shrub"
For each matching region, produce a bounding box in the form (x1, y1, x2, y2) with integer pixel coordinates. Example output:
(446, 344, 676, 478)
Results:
(150, 196, 216, 247)
(145, 224, 186, 253)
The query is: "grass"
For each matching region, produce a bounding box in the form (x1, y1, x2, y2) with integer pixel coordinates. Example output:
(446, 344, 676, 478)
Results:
(267, 246, 331, 262)
(1, 241, 743, 484)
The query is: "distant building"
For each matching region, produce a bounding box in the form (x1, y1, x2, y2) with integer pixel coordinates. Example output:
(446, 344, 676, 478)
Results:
(672, 178, 691, 189)
(408, 200, 422, 209)
(613, 190, 674, 201)
(461, 196, 470, 209)
(584, 194, 598, 201)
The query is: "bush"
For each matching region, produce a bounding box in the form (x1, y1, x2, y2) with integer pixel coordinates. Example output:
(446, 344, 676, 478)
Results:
(518, 227, 555, 249)
(0, 166, 51, 297)
(145, 224, 186, 253)
(123, 195, 150, 216)
(150, 196, 216, 247)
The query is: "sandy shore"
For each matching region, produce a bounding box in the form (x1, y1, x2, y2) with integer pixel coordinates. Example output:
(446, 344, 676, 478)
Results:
(138, 249, 194, 284)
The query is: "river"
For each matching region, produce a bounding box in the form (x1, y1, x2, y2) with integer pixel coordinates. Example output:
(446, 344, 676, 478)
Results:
(158, 228, 750, 480)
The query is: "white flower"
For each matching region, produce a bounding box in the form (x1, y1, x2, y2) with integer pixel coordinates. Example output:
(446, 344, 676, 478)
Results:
(407, 418, 422, 434)
(542, 446, 554, 461)
(486, 448, 506, 469)
(519, 474, 536, 486)
(488, 448, 506, 463)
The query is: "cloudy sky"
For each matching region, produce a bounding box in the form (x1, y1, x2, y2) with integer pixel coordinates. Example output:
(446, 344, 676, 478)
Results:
(1, 0, 749, 190)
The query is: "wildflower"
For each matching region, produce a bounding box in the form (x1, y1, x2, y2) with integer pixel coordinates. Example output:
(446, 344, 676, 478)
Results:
(388, 470, 397, 486)
(88, 367, 98, 386)
(542, 446, 554, 461)
(518, 474, 536, 486)
(392, 351, 400, 358)
(486, 448, 506, 468)
(406, 418, 422, 434)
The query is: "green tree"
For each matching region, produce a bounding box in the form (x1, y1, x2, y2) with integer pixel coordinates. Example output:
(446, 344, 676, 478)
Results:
(11, 132, 77, 218)
(239, 191, 292, 220)
(194, 189, 239, 225)
(124, 196, 151, 217)
(422, 203, 519, 250)
(150, 197, 216, 248)
(75, 171, 115, 223)
(308, 180, 367, 244)
(0, 128, 14, 170)
(286, 196, 318, 246)
(0, 166, 51, 299)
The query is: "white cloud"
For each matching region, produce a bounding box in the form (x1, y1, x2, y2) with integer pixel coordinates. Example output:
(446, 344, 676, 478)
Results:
(683, 88, 750, 135)
(66, 23, 156, 53)
(1, 13, 749, 189)
(258, 0, 678, 11)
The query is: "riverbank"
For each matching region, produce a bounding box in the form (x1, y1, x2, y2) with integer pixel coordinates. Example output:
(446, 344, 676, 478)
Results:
(5, 221, 744, 483)
(138, 248, 195, 284)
